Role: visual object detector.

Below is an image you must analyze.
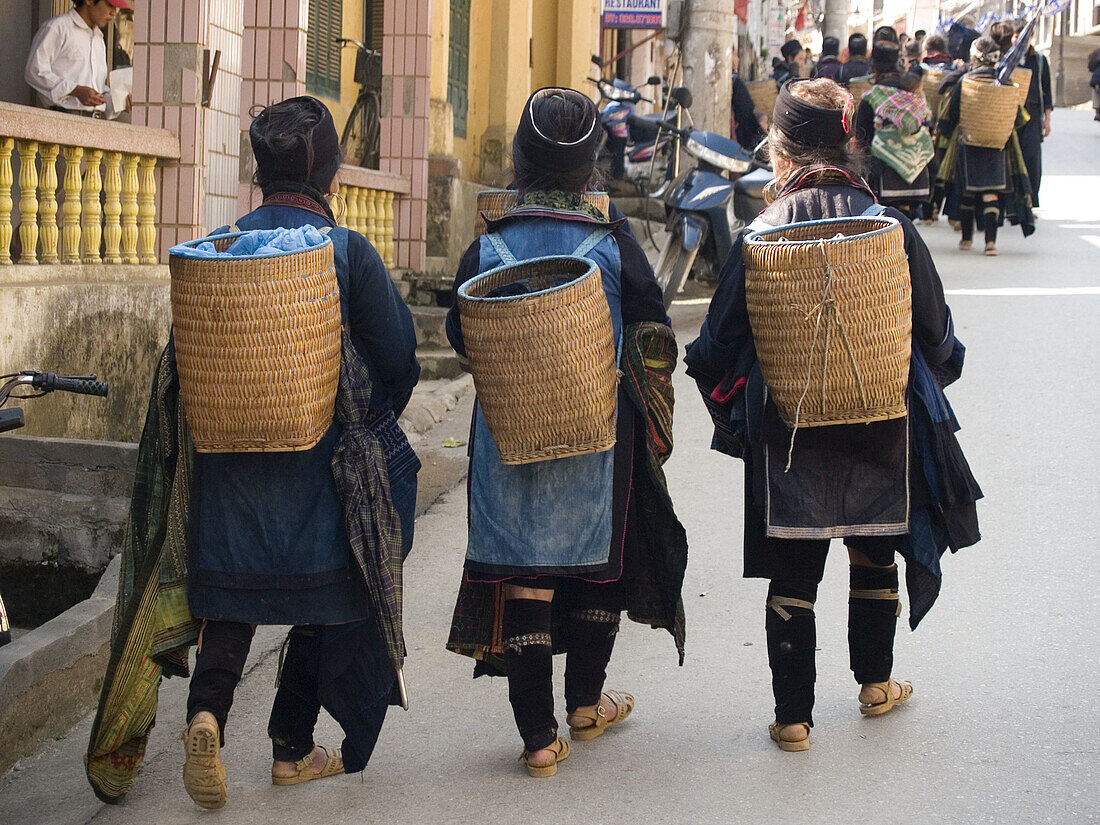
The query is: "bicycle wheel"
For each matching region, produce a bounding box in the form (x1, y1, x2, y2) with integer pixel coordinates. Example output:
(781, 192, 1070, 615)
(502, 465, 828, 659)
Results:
(359, 92, 380, 169)
(340, 96, 368, 168)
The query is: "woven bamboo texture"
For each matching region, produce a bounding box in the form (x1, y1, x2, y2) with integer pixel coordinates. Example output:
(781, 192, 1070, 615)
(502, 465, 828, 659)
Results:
(959, 75, 1019, 148)
(457, 256, 617, 465)
(849, 78, 874, 103)
(743, 217, 912, 428)
(746, 80, 779, 121)
(473, 190, 610, 236)
(922, 70, 947, 119)
(169, 237, 341, 453)
(1011, 67, 1032, 108)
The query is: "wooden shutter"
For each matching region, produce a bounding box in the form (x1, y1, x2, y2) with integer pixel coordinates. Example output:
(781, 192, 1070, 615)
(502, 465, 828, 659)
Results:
(448, 0, 471, 139)
(306, 0, 344, 100)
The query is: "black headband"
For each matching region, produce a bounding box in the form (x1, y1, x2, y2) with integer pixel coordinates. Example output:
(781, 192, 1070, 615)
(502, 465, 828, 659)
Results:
(250, 96, 342, 194)
(513, 88, 602, 179)
(772, 80, 852, 148)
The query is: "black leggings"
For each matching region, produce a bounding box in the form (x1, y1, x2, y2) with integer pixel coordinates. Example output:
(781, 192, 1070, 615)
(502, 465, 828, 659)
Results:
(502, 578, 624, 752)
(960, 198, 999, 245)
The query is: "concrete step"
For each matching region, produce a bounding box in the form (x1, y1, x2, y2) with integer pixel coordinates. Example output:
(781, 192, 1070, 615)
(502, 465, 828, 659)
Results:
(0, 435, 136, 497)
(410, 306, 451, 349)
(416, 348, 463, 381)
(0, 485, 128, 569)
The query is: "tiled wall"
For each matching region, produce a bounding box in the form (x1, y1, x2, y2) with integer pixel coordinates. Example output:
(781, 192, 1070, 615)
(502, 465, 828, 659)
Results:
(131, 1, 208, 259)
(380, 1, 431, 271)
(238, 0, 309, 214)
(206, 3, 244, 232)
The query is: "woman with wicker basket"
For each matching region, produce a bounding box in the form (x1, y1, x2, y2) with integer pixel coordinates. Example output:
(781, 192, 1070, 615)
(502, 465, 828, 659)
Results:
(855, 41, 935, 220)
(686, 78, 982, 753)
(175, 97, 421, 807)
(444, 88, 685, 778)
(933, 36, 1035, 255)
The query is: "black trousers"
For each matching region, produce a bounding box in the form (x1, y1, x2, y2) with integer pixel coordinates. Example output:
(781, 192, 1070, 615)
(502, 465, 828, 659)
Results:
(1017, 116, 1043, 207)
(187, 618, 395, 773)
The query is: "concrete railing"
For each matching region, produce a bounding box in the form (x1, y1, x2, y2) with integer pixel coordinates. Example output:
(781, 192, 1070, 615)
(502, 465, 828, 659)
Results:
(0, 102, 180, 266)
(336, 163, 411, 269)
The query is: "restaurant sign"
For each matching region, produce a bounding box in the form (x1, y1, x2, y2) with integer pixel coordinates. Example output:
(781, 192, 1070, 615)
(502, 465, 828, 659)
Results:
(601, 0, 665, 29)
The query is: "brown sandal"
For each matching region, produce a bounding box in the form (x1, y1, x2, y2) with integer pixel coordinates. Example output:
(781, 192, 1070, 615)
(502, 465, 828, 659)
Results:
(182, 711, 228, 809)
(271, 745, 344, 786)
(769, 722, 810, 752)
(520, 736, 570, 777)
(859, 679, 914, 716)
(568, 689, 635, 741)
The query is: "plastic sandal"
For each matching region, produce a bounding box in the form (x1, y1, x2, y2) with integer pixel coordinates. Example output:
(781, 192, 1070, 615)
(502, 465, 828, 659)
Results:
(958, 240, 973, 251)
(568, 689, 635, 741)
(769, 722, 810, 752)
(271, 745, 344, 786)
(520, 736, 570, 777)
(859, 679, 915, 716)
(984, 243, 999, 256)
(182, 711, 228, 809)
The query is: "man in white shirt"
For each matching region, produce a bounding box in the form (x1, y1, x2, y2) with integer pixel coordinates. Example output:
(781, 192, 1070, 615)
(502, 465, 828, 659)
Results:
(24, 0, 131, 119)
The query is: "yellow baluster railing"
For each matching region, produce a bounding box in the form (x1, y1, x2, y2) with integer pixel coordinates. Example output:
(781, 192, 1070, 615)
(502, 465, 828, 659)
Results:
(38, 143, 60, 264)
(17, 141, 39, 264)
(121, 153, 139, 264)
(102, 151, 122, 264)
(82, 149, 103, 264)
(0, 138, 12, 265)
(382, 190, 395, 268)
(62, 146, 83, 264)
(138, 156, 157, 264)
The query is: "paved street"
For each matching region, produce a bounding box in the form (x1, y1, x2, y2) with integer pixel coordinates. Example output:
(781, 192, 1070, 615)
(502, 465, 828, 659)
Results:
(1, 108, 1097, 825)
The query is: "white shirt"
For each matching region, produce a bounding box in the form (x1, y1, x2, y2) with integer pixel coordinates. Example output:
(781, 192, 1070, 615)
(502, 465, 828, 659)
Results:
(24, 9, 116, 116)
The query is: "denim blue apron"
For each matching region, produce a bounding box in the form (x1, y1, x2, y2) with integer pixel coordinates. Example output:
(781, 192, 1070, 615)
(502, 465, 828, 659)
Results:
(466, 216, 624, 576)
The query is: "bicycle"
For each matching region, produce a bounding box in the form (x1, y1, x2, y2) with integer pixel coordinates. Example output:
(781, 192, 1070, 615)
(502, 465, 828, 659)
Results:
(0, 370, 109, 647)
(337, 38, 383, 170)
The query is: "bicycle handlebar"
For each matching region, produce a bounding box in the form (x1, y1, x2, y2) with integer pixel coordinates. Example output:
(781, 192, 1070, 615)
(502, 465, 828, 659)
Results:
(28, 372, 109, 397)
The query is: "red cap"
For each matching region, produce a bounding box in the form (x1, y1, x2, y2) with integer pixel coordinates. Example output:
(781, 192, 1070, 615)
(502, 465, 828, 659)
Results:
(104, 0, 133, 9)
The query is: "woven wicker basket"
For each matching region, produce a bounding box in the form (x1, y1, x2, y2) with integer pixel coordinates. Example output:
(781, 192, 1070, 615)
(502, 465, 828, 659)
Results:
(746, 80, 779, 122)
(922, 70, 947, 120)
(473, 190, 610, 237)
(1011, 67, 1032, 108)
(848, 77, 874, 104)
(959, 75, 1019, 148)
(457, 255, 617, 465)
(170, 233, 342, 453)
(743, 217, 912, 429)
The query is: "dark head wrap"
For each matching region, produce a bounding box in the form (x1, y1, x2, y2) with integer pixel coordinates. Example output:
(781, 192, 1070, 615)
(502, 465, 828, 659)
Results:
(512, 88, 601, 192)
(250, 96, 342, 197)
(872, 41, 901, 73)
(772, 79, 853, 148)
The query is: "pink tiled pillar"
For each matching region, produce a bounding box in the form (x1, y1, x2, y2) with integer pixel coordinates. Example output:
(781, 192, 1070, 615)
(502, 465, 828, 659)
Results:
(380, 1, 432, 271)
(238, 0, 309, 215)
(132, 0, 208, 260)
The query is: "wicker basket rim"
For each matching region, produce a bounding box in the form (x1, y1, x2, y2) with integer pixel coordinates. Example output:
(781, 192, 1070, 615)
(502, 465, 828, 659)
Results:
(457, 255, 597, 304)
(169, 231, 333, 262)
(745, 215, 900, 246)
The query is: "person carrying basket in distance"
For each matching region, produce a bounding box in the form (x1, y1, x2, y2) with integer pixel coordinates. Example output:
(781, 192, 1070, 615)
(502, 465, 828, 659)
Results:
(685, 78, 982, 753)
(444, 88, 687, 777)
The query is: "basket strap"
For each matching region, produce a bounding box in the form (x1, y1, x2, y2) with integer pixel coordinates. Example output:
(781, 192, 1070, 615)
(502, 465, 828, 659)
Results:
(485, 232, 518, 266)
(570, 226, 615, 258)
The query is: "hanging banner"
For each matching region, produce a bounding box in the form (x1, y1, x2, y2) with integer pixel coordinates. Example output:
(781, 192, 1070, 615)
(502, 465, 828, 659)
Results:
(601, 0, 666, 29)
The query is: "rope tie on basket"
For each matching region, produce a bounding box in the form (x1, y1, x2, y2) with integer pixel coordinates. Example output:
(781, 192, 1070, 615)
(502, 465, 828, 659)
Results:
(784, 237, 868, 472)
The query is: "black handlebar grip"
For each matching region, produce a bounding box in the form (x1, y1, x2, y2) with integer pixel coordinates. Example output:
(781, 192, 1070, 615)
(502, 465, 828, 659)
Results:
(52, 376, 109, 397)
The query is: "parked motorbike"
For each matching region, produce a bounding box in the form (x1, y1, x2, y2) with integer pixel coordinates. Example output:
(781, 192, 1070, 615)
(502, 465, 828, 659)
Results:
(588, 58, 672, 194)
(0, 370, 109, 647)
(652, 89, 761, 308)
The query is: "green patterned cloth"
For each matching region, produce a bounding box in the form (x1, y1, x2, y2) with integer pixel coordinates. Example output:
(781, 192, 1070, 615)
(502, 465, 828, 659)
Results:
(509, 189, 607, 222)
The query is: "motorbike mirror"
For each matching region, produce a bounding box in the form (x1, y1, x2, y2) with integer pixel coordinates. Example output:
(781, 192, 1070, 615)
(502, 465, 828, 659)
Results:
(591, 54, 604, 68)
(670, 86, 693, 109)
(647, 75, 662, 86)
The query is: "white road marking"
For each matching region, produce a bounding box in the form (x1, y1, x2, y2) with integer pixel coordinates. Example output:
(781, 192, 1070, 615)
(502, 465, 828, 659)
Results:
(1083, 236, 1100, 250)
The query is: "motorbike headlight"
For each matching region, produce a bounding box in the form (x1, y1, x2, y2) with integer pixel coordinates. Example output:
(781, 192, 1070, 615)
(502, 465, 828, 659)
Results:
(686, 137, 752, 174)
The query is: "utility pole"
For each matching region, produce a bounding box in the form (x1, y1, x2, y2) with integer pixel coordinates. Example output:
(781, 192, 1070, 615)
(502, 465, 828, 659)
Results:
(823, 0, 850, 44)
(679, 0, 735, 137)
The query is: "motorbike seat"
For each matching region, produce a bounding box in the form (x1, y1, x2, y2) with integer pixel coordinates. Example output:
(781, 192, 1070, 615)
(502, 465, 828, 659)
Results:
(734, 167, 773, 200)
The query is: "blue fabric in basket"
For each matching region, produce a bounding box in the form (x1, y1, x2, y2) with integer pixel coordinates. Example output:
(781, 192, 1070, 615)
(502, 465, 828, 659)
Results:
(171, 225, 328, 258)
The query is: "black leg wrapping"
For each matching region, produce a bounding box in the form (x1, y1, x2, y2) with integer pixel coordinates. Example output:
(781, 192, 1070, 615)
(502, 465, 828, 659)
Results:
(564, 607, 620, 713)
(848, 564, 900, 685)
(268, 627, 322, 763)
(766, 580, 818, 727)
(503, 599, 558, 753)
(187, 620, 253, 745)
